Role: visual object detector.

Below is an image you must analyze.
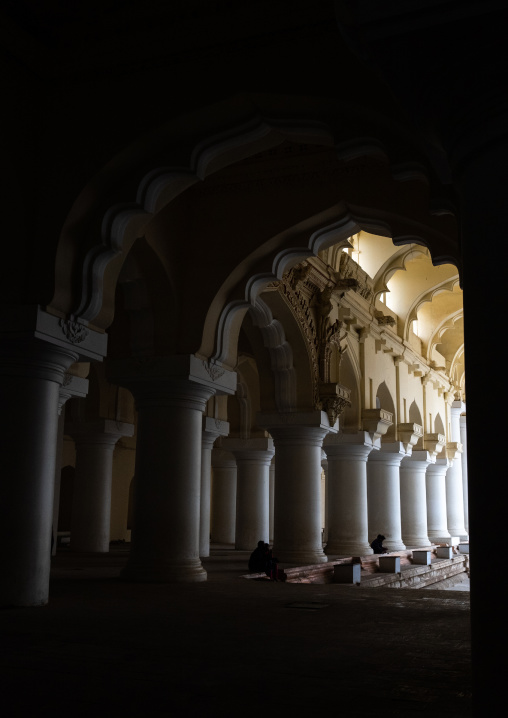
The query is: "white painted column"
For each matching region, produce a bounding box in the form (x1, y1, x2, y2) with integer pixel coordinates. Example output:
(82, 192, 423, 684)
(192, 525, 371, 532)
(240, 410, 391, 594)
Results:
(0, 339, 79, 607)
(321, 450, 328, 544)
(199, 417, 229, 557)
(446, 400, 468, 539)
(367, 442, 407, 551)
(121, 379, 215, 582)
(400, 451, 433, 547)
(269, 456, 275, 543)
(426, 458, 453, 543)
(210, 447, 237, 545)
(258, 411, 336, 565)
(222, 438, 274, 550)
(324, 432, 375, 556)
(67, 420, 134, 553)
(52, 371, 90, 554)
(460, 412, 469, 534)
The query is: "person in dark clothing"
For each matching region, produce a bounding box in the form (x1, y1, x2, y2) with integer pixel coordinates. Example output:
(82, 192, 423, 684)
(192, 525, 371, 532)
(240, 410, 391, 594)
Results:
(248, 540, 269, 573)
(370, 534, 388, 554)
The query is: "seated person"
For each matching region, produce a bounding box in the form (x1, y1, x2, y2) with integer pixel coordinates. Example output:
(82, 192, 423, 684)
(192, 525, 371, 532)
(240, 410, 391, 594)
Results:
(248, 540, 269, 573)
(370, 534, 388, 554)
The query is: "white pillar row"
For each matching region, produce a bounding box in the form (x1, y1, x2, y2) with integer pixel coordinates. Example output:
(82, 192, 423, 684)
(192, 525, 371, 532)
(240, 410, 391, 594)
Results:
(400, 451, 434, 547)
(426, 457, 453, 543)
(210, 447, 237, 545)
(269, 456, 275, 544)
(222, 437, 274, 551)
(367, 442, 409, 551)
(324, 431, 375, 557)
(460, 411, 469, 534)
(67, 420, 134, 553)
(321, 450, 328, 545)
(446, 400, 468, 539)
(200, 417, 229, 557)
(0, 338, 79, 607)
(258, 410, 336, 565)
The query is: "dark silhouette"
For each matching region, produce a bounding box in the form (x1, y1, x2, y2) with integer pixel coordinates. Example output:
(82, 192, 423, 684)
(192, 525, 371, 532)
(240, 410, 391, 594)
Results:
(370, 534, 388, 554)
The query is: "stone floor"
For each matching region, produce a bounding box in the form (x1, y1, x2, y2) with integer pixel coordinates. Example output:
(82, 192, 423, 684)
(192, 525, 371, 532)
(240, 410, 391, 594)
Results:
(1, 545, 472, 717)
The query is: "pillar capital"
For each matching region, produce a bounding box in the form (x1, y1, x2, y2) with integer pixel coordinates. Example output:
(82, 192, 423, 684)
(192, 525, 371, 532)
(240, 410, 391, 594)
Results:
(324, 430, 376, 461)
(446, 441, 463, 460)
(106, 354, 236, 396)
(202, 416, 229, 449)
(370, 441, 409, 464)
(0, 305, 107, 362)
(423, 433, 446, 457)
(222, 437, 274, 464)
(397, 423, 423, 453)
(362, 409, 393, 444)
(401, 450, 435, 467)
(58, 374, 89, 414)
(66, 419, 135, 445)
(257, 409, 336, 440)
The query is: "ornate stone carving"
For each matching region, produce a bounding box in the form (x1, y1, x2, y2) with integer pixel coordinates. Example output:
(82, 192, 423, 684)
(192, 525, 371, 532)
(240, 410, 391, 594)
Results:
(59, 318, 89, 344)
(377, 315, 396, 327)
(337, 252, 373, 302)
(62, 373, 73, 387)
(203, 361, 225, 382)
(319, 383, 352, 426)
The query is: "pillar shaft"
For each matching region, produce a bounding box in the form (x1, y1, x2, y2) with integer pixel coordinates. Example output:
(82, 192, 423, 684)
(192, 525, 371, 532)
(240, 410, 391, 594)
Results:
(400, 452, 432, 547)
(67, 420, 133, 553)
(446, 402, 468, 539)
(460, 413, 469, 534)
(367, 442, 407, 551)
(324, 432, 374, 556)
(270, 426, 329, 564)
(426, 459, 452, 543)
(0, 339, 79, 606)
(121, 380, 214, 582)
(210, 448, 237, 545)
(223, 438, 274, 551)
(199, 418, 229, 557)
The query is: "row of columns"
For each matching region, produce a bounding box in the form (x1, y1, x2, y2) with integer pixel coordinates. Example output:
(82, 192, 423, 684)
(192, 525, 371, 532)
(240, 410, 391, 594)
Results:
(210, 426, 468, 560)
(0, 332, 468, 606)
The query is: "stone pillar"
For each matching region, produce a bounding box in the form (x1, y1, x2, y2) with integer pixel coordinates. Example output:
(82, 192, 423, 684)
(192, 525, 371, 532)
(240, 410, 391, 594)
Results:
(52, 371, 90, 555)
(321, 450, 328, 544)
(426, 457, 452, 544)
(258, 410, 336, 565)
(460, 412, 469, 534)
(200, 417, 229, 557)
(324, 431, 375, 556)
(445, 400, 468, 539)
(400, 451, 433, 547)
(269, 456, 275, 543)
(67, 420, 134, 553)
(107, 355, 236, 582)
(0, 338, 79, 606)
(367, 442, 408, 551)
(210, 447, 237, 545)
(222, 437, 274, 551)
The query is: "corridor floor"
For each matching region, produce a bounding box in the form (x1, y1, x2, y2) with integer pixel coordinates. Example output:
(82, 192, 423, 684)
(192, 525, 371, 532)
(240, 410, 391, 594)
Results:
(1, 545, 471, 717)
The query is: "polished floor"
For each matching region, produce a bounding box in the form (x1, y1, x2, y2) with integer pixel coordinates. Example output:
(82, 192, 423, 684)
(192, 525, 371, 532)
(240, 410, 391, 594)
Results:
(1, 546, 472, 717)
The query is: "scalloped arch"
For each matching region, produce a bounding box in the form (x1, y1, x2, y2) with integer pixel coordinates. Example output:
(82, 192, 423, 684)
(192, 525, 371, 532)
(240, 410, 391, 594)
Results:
(404, 276, 461, 342)
(373, 244, 429, 301)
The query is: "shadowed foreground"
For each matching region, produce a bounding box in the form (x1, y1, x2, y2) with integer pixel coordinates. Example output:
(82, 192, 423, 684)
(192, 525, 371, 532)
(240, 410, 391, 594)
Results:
(1, 546, 471, 717)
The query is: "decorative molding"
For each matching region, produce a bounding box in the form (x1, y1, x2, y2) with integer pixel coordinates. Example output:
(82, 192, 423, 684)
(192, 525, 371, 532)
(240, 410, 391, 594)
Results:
(59, 318, 89, 344)
(202, 361, 226, 382)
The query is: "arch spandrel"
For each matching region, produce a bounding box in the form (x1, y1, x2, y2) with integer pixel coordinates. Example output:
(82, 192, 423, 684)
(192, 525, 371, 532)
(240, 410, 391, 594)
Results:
(48, 110, 459, 369)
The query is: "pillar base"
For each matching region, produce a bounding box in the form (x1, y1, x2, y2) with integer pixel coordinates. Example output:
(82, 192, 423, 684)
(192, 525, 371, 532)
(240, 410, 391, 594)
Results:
(383, 539, 406, 551)
(275, 549, 328, 565)
(325, 542, 373, 557)
(121, 557, 207, 583)
(402, 536, 432, 548)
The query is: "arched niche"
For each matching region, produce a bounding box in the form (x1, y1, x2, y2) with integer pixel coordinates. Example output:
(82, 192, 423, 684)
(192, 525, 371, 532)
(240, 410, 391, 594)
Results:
(408, 400, 423, 426)
(435, 412, 445, 436)
(376, 381, 396, 440)
(336, 349, 361, 430)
